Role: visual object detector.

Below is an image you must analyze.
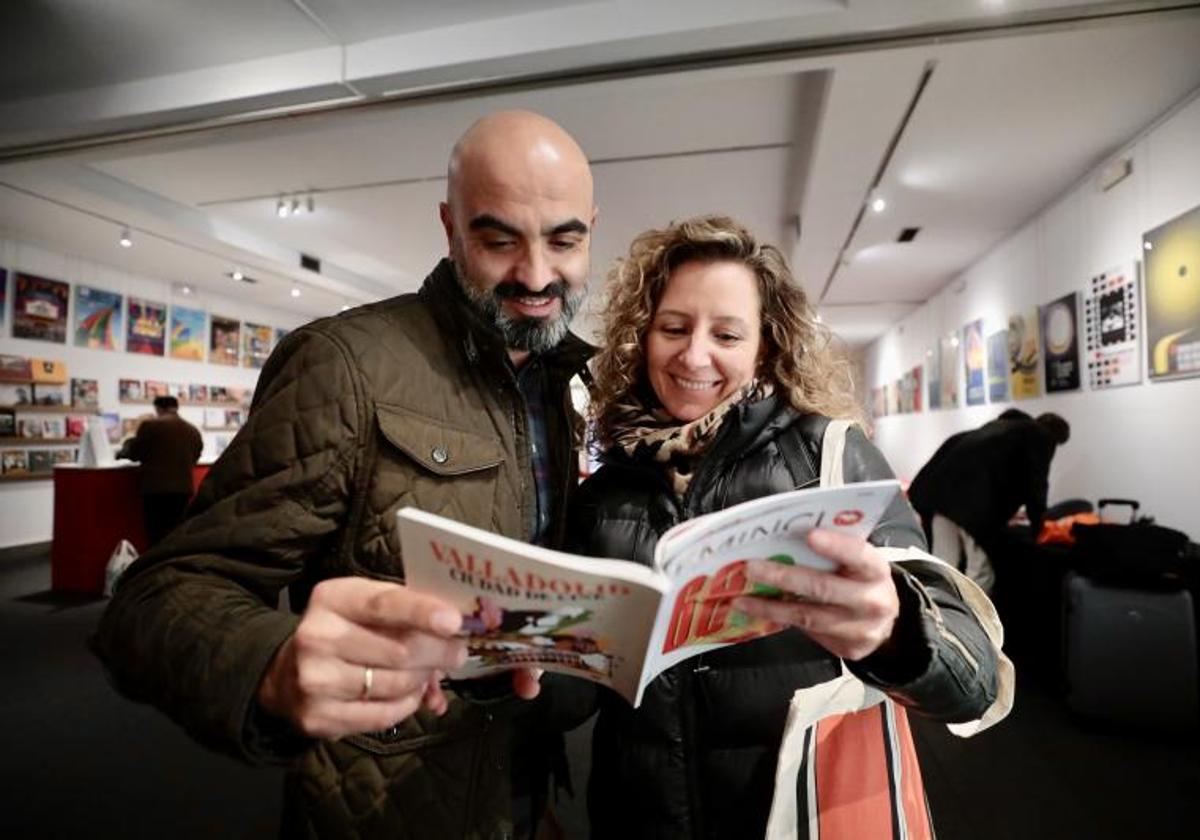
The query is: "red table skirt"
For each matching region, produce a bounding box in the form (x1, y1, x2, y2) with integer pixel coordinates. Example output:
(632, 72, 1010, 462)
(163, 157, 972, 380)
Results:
(51, 464, 210, 594)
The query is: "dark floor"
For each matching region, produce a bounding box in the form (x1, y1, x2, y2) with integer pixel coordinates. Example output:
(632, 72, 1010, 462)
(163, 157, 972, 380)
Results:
(2, 545, 1197, 838)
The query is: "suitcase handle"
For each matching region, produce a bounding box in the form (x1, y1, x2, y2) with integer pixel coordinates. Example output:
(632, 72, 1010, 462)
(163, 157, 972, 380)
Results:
(1097, 498, 1139, 523)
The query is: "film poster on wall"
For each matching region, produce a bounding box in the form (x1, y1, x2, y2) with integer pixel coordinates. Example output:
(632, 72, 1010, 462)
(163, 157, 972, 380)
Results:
(962, 319, 986, 406)
(210, 316, 241, 366)
(1083, 263, 1141, 389)
(884, 382, 898, 415)
(871, 386, 886, 419)
(1143, 203, 1200, 380)
(1040, 292, 1081, 392)
(73, 285, 122, 350)
(911, 365, 923, 413)
(242, 323, 274, 369)
(169, 306, 207, 361)
(1007, 309, 1041, 399)
(938, 335, 959, 408)
(986, 330, 1009, 403)
(13, 273, 69, 343)
(127, 297, 167, 355)
(926, 346, 941, 410)
(897, 371, 915, 414)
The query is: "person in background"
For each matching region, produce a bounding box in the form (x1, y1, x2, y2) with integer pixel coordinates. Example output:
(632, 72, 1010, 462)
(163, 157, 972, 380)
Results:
(570, 215, 1008, 839)
(94, 110, 598, 838)
(116, 395, 203, 546)
(907, 408, 1071, 593)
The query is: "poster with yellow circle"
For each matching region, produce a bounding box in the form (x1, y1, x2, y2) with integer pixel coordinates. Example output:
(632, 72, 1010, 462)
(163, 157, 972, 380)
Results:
(1144, 204, 1200, 380)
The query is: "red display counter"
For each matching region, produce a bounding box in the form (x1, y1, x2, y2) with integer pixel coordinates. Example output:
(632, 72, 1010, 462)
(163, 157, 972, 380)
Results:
(51, 463, 210, 594)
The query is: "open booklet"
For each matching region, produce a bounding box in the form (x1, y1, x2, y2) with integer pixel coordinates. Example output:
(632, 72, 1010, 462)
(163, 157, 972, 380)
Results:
(398, 478, 901, 708)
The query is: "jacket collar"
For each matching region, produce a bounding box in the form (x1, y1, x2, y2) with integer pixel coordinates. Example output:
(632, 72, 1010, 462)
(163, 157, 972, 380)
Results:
(418, 258, 594, 380)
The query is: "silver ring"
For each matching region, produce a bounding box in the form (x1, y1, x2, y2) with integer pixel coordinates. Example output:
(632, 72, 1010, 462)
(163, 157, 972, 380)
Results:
(361, 665, 374, 700)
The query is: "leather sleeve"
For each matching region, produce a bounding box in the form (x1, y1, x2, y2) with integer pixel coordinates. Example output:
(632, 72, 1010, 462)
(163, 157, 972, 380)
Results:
(841, 426, 1001, 723)
(91, 326, 362, 764)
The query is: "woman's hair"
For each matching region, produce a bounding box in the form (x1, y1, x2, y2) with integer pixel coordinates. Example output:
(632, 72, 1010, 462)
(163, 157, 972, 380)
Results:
(590, 214, 863, 445)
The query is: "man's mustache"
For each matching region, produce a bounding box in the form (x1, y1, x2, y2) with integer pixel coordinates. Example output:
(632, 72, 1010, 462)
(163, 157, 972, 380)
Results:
(492, 280, 568, 301)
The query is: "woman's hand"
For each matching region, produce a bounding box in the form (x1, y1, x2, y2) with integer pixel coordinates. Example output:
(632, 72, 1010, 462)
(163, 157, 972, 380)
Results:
(733, 529, 900, 661)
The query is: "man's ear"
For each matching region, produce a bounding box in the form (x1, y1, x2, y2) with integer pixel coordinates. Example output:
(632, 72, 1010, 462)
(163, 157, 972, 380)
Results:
(439, 202, 455, 255)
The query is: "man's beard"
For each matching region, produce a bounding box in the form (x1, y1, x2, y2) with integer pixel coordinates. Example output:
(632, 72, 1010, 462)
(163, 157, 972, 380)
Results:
(455, 264, 585, 354)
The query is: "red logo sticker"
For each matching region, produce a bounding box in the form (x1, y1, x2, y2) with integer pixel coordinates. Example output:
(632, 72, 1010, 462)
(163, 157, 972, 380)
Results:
(833, 509, 864, 526)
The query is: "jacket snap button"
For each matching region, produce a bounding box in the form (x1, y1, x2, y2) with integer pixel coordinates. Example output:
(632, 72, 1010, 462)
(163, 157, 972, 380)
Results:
(431, 446, 449, 464)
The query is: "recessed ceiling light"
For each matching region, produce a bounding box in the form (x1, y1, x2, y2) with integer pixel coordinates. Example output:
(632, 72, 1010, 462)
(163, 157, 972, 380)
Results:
(181, 285, 192, 296)
(870, 197, 887, 214)
(290, 287, 301, 298)
(119, 227, 133, 248)
(231, 270, 244, 281)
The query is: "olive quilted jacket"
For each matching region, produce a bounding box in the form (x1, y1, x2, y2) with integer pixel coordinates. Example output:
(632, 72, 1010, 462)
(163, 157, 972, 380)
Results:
(93, 259, 593, 839)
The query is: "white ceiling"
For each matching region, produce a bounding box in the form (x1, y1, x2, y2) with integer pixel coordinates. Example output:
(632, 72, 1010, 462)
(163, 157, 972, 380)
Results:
(1, 1, 1198, 343)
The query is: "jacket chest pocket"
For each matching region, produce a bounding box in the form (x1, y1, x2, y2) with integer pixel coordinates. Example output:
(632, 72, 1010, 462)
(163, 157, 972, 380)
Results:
(370, 404, 507, 570)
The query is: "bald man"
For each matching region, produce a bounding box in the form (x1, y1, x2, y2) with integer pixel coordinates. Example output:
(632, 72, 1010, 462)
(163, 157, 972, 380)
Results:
(95, 111, 598, 838)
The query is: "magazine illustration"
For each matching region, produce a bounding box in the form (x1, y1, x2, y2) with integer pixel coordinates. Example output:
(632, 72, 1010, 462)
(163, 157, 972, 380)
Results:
(398, 479, 900, 707)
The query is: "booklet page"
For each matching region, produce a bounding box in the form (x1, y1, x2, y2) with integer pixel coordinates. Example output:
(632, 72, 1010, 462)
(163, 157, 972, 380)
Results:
(398, 508, 668, 704)
(634, 480, 901, 702)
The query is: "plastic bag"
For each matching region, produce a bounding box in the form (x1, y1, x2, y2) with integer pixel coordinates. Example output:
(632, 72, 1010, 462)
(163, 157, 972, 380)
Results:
(103, 539, 139, 597)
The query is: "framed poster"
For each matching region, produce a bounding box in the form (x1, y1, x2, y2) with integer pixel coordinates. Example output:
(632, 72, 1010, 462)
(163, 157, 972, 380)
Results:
(242, 322, 273, 369)
(274, 326, 290, 346)
(871, 387, 885, 419)
(1040, 292, 1081, 392)
(1144, 204, 1200, 380)
(962, 319, 986, 406)
(210, 316, 241, 366)
(986, 330, 1009, 403)
(127, 297, 167, 356)
(0, 268, 7, 332)
(938, 335, 959, 409)
(1083, 264, 1141, 389)
(911, 365, 923, 413)
(898, 370, 915, 414)
(926, 347, 941, 410)
(1007, 310, 1041, 399)
(13, 273, 69, 343)
(73, 285, 122, 350)
(169, 306, 207, 361)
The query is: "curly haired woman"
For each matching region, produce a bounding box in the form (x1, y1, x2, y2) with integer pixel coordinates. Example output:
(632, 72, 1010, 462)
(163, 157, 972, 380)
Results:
(570, 215, 1011, 839)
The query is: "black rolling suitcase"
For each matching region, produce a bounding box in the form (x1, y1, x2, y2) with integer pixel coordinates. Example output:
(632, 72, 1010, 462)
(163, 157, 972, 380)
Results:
(1062, 498, 1199, 732)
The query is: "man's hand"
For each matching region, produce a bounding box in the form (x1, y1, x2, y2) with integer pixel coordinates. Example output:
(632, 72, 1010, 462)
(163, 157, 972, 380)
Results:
(734, 529, 900, 661)
(257, 578, 469, 740)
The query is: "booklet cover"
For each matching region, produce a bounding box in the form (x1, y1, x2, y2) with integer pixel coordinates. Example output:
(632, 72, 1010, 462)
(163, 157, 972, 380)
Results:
(399, 479, 900, 707)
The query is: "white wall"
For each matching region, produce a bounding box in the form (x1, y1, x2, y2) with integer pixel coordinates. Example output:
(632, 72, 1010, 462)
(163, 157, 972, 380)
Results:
(0, 238, 311, 548)
(863, 91, 1200, 538)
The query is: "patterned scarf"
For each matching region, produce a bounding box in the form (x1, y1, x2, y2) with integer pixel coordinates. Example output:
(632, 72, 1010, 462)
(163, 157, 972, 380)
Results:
(610, 379, 774, 498)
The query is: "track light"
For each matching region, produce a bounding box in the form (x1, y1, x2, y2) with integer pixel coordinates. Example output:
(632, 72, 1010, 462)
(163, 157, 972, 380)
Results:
(274, 193, 316, 218)
(870, 196, 887, 214)
(290, 287, 301, 298)
(232, 270, 244, 281)
(119, 227, 133, 248)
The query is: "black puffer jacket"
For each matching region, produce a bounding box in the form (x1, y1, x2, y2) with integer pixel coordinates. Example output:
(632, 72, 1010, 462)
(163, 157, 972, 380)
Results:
(569, 396, 999, 839)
